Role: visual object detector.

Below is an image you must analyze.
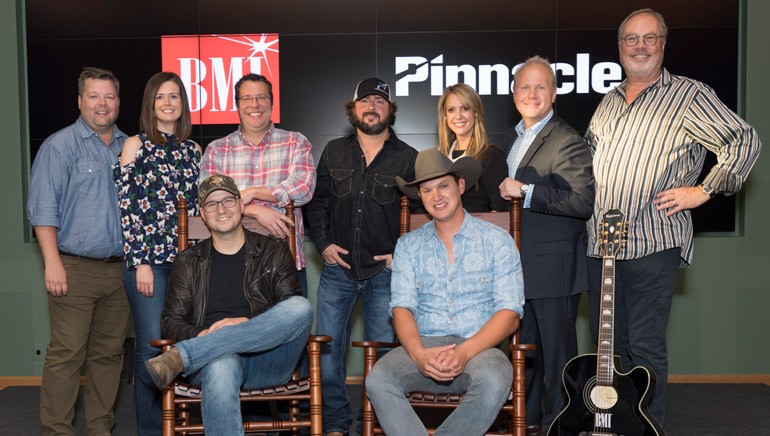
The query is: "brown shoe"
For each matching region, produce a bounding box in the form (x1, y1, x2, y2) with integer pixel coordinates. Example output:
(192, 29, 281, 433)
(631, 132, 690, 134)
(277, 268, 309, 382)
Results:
(145, 347, 184, 389)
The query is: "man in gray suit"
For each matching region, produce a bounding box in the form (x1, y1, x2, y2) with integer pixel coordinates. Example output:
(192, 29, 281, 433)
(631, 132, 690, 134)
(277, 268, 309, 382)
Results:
(499, 56, 595, 435)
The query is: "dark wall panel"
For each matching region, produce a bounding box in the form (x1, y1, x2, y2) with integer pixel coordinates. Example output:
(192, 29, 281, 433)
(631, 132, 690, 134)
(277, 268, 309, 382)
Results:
(25, 0, 741, 232)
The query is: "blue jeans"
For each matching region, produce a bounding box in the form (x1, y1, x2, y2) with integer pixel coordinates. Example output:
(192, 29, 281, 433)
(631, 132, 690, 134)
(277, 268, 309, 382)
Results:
(124, 263, 172, 436)
(316, 264, 395, 434)
(177, 296, 313, 436)
(366, 336, 513, 436)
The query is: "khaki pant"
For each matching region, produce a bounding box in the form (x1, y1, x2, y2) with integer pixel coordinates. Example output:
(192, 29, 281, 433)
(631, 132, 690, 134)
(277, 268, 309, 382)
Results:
(40, 256, 130, 436)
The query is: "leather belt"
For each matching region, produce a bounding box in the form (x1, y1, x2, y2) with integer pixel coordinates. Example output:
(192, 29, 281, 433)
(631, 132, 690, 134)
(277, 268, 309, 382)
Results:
(60, 251, 124, 263)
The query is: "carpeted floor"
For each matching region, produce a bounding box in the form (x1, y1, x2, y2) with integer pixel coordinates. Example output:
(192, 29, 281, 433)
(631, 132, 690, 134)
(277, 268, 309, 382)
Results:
(1, 383, 768, 435)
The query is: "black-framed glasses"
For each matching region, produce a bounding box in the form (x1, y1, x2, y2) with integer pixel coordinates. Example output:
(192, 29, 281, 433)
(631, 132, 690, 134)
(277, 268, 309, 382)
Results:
(620, 34, 665, 47)
(202, 196, 240, 212)
(237, 94, 271, 103)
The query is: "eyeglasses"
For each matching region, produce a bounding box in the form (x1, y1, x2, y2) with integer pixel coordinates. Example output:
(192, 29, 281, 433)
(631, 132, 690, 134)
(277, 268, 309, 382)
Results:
(238, 94, 271, 103)
(202, 196, 240, 212)
(620, 34, 665, 47)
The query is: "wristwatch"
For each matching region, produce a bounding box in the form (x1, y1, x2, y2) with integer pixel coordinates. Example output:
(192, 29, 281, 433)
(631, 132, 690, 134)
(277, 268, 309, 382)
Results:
(701, 184, 718, 198)
(520, 184, 529, 198)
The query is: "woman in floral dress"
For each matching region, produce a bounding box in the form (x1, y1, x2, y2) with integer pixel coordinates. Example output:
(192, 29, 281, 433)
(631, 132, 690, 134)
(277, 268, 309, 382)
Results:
(114, 71, 200, 436)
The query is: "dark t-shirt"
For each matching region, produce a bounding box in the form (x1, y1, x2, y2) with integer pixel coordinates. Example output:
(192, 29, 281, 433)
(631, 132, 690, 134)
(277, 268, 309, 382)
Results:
(204, 245, 250, 327)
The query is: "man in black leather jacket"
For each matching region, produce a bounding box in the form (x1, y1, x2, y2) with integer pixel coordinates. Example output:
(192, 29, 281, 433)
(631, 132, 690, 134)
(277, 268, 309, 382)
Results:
(145, 174, 313, 436)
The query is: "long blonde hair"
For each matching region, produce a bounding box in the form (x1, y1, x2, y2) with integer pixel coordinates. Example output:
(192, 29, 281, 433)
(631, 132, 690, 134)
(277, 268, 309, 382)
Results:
(437, 83, 491, 161)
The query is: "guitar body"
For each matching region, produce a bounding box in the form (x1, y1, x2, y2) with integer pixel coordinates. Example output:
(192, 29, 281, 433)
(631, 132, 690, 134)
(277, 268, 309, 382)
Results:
(547, 354, 665, 436)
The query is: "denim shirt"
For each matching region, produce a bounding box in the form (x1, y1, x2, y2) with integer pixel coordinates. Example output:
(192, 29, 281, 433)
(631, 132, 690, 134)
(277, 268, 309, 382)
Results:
(306, 129, 417, 280)
(28, 116, 126, 258)
(390, 212, 525, 338)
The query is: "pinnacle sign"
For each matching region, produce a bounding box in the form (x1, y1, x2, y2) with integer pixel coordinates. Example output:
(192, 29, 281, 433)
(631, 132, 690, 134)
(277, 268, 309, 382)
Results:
(161, 34, 281, 125)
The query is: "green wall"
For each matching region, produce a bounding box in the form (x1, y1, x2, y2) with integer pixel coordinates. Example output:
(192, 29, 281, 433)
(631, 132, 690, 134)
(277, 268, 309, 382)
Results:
(1, 0, 767, 378)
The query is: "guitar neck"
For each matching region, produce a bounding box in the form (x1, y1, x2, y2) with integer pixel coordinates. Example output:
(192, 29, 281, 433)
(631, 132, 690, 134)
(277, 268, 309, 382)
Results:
(596, 254, 616, 386)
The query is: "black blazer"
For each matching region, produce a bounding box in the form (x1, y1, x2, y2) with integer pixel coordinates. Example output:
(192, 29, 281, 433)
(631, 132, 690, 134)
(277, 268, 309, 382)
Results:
(502, 115, 595, 299)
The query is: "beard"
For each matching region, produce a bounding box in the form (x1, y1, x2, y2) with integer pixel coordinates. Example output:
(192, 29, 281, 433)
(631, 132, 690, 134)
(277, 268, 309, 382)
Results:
(350, 111, 390, 135)
(620, 48, 664, 81)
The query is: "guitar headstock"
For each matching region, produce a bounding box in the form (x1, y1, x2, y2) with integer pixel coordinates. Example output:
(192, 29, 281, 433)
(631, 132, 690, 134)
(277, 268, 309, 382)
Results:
(599, 209, 627, 257)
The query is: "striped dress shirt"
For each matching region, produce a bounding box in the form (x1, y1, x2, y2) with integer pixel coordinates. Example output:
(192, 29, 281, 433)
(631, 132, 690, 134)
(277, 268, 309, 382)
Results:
(201, 125, 316, 269)
(585, 68, 761, 265)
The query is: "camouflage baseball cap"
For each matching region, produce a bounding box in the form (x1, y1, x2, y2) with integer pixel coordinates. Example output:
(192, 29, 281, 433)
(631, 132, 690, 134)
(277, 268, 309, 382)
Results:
(198, 174, 241, 204)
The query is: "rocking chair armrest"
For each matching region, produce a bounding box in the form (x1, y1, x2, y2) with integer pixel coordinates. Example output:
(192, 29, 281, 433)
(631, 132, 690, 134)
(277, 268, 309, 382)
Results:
(308, 335, 332, 344)
(150, 339, 177, 348)
(510, 343, 537, 352)
(352, 340, 399, 349)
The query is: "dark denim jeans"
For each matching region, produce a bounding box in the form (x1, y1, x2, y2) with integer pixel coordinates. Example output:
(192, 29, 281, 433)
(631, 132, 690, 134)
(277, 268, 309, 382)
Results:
(315, 264, 395, 434)
(124, 263, 172, 436)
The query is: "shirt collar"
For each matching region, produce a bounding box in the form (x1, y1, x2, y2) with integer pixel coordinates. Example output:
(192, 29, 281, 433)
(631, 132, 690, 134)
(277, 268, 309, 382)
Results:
(514, 109, 554, 136)
(75, 116, 123, 141)
(614, 67, 670, 99)
(237, 123, 274, 147)
(422, 209, 476, 241)
(346, 127, 398, 150)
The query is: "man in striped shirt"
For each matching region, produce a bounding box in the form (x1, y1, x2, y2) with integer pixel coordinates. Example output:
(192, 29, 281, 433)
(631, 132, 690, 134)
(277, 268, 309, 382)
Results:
(585, 8, 761, 425)
(201, 73, 316, 296)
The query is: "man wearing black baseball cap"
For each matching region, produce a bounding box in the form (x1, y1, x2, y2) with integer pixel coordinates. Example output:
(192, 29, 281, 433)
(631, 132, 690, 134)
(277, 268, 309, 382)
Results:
(306, 78, 418, 436)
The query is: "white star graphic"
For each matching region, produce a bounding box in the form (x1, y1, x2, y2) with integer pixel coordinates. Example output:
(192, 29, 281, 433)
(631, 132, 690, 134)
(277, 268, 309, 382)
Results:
(212, 34, 279, 76)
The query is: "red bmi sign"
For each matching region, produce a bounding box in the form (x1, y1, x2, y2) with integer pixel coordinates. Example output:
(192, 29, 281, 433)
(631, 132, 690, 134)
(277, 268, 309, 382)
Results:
(161, 34, 280, 125)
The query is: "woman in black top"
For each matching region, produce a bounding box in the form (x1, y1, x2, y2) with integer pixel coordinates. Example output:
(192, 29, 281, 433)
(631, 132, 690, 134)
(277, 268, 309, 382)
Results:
(437, 83, 510, 212)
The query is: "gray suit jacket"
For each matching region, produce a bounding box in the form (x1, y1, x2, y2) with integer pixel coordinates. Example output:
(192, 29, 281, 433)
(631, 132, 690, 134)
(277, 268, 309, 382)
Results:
(502, 114, 595, 299)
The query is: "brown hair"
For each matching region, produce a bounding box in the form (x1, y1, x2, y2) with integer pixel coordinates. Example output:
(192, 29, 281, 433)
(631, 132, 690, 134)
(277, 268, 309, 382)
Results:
(138, 72, 192, 144)
(344, 100, 398, 127)
(234, 73, 273, 102)
(77, 66, 120, 96)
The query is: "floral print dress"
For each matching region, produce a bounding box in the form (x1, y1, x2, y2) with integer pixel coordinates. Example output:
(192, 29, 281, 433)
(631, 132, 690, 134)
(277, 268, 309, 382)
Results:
(114, 133, 200, 268)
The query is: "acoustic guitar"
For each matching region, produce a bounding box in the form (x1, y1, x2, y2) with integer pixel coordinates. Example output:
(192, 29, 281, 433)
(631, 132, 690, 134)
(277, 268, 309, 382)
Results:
(547, 210, 665, 436)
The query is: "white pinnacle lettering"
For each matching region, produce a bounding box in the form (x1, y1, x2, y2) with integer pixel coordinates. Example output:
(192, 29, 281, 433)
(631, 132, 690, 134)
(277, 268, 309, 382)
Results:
(592, 62, 622, 93)
(478, 64, 510, 95)
(576, 53, 590, 93)
(394, 53, 621, 97)
(395, 56, 429, 96)
(430, 55, 444, 96)
(553, 62, 575, 94)
(445, 64, 476, 92)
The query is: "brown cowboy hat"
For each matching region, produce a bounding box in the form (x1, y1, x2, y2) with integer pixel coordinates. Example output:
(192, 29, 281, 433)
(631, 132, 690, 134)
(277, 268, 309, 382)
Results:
(396, 148, 482, 200)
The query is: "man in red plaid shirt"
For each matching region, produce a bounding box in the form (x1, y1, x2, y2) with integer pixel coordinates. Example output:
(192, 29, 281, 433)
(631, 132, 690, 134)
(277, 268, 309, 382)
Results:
(201, 73, 315, 296)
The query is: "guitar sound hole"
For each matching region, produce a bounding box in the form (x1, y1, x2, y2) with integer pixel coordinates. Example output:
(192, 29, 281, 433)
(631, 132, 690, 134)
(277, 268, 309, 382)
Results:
(590, 385, 619, 409)
(582, 376, 619, 411)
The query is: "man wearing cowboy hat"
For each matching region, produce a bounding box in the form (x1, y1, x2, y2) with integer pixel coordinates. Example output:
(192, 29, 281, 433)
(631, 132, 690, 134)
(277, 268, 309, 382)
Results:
(365, 148, 525, 435)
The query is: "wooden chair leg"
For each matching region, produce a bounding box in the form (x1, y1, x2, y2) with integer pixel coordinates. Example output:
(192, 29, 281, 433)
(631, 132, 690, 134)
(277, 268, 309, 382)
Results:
(308, 340, 323, 436)
(360, 345, 378, 436)
(159, 342, 178, 436)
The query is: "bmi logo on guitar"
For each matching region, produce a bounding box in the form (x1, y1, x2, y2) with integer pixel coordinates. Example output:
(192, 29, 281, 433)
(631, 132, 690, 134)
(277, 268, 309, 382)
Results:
(161, 34, 281, 125)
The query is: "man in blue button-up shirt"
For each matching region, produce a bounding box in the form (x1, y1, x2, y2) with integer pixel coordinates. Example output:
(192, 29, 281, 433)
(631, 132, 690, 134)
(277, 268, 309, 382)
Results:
(28, 67, 130, 436)
(366, 148, 525, 436)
